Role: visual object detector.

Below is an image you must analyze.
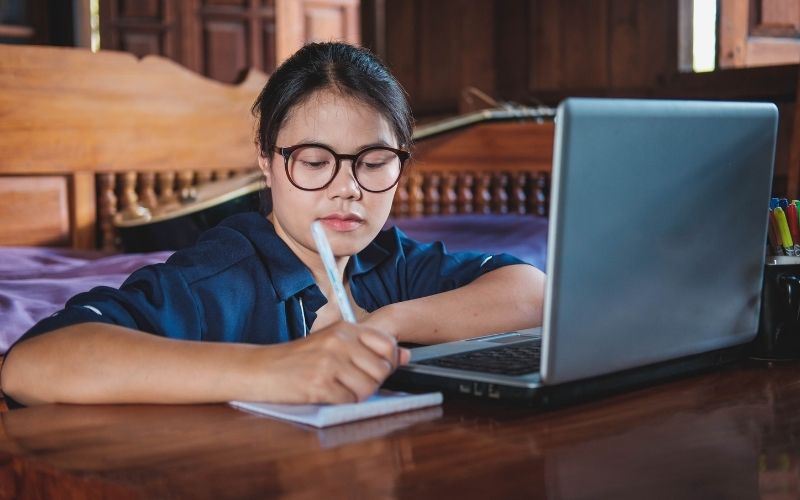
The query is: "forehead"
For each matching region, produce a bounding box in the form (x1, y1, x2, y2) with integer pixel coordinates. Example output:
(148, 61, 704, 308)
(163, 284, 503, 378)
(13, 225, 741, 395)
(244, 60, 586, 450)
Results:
(278, 89, 397, 148)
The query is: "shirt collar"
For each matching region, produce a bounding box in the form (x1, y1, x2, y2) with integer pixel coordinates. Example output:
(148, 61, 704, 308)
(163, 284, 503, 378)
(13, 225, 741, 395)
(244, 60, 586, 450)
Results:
(348, 236, 391, 277)
(222, 212, 392, 300)
(221, 213, 317, 301)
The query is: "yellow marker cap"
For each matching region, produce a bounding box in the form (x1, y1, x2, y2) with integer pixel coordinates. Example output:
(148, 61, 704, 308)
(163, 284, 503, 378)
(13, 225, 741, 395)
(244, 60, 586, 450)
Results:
(774, 207, 794, 248)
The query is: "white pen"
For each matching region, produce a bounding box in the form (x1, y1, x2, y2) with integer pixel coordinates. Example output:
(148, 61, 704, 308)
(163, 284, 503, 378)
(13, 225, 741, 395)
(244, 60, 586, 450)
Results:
(310, 220, 357, 323)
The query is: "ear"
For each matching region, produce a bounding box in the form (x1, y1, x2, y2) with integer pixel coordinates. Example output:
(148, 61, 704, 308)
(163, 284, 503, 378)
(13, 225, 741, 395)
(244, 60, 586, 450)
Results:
(257, 153, 272, 188)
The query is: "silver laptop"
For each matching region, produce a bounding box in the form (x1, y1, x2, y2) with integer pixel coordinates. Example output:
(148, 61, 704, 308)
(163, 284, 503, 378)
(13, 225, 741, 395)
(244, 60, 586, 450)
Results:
(388, 98, 778, 404)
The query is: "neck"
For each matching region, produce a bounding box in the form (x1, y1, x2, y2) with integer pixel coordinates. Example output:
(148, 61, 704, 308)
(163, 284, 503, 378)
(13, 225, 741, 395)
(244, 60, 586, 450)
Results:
(268, 214, 350, 297)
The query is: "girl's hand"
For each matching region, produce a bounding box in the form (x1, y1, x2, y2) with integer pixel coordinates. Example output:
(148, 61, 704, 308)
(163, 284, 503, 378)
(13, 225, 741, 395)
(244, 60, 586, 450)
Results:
(249, 321, 410, 404)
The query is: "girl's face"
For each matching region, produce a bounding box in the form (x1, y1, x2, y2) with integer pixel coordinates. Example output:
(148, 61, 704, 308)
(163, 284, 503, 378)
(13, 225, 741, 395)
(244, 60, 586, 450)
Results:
(259, 89, 400, 259)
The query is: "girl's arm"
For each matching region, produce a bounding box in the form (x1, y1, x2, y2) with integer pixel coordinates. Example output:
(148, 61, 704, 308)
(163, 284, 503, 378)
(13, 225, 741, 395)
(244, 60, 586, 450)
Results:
(366, 264, 545, 344)
(1, 321, 408, 406)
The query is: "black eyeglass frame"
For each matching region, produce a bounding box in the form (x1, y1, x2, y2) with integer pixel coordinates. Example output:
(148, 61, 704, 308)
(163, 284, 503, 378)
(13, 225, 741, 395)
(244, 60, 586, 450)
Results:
(271, 143, 411, 193)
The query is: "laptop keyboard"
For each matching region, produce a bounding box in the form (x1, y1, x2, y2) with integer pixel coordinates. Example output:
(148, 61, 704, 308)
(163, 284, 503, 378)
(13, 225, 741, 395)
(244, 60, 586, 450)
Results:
(416, 340, 541, 376)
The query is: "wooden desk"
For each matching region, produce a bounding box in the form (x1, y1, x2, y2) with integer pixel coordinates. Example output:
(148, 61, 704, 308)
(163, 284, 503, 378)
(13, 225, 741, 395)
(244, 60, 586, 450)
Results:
(1, 361, 798, 499)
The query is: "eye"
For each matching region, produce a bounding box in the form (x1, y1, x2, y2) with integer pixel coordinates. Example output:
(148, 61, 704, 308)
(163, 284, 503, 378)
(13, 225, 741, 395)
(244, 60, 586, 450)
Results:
(359, 160, 387, 170)
(300, 160, 330, 169)
(358, 150, 395, 170)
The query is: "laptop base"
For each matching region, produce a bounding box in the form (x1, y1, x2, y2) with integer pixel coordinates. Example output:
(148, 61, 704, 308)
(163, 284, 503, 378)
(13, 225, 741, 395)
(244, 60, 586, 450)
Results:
(385, 344, 747, 408)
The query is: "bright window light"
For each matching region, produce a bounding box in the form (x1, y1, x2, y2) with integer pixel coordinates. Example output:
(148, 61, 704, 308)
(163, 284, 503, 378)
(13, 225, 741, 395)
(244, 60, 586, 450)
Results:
(693, 0, 716, 72)
(90, 0, 100, 52)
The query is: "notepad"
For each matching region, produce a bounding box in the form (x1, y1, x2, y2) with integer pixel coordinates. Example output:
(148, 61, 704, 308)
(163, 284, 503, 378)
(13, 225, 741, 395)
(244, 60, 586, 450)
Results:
(230, 389, 443, 428)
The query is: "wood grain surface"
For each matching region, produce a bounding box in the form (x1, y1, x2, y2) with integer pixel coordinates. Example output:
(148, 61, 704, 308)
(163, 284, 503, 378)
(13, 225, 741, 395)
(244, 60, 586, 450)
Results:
(1, 360, 798, 499)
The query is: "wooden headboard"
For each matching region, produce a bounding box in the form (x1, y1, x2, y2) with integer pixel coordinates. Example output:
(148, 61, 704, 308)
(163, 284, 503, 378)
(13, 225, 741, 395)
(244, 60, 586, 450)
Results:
(0, 44, 554, 251)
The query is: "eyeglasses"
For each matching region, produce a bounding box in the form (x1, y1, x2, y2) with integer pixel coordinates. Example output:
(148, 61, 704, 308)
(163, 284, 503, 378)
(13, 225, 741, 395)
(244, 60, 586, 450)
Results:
(271, 143, 411, 193)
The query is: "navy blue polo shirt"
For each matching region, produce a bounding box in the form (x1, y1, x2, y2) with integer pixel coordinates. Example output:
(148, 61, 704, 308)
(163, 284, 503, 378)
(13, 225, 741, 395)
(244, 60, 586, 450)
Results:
(15, 212, 526, 348)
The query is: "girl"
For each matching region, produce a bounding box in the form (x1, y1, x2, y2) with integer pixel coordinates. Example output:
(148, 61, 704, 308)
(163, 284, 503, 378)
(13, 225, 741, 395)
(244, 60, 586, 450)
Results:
(1, 42, 545, 407)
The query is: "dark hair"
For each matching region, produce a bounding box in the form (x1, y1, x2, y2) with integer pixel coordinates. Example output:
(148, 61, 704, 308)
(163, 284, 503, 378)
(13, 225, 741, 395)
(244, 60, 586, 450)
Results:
(252, 42, 414, 158)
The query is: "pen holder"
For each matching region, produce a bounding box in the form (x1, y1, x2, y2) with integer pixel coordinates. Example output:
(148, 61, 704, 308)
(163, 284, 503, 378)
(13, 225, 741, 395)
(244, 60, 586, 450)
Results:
(752, 256, 800, 360)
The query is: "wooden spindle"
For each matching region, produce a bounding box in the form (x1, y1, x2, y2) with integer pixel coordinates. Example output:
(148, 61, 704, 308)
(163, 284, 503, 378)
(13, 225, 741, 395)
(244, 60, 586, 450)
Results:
(118, 171, 149, 220)
(177, 171, 196, 202)
(441, 173, 458, 215)
(423, 172, 441, 215)
(137, 172, 158, 212)
(490, 172, 509, 214)
(509, 172, 527, 214)
(98, 173, 118, 250)
(392, 175, 409, 216)
(475, 173, 491, 214)
(408, 173, 424, 216)
(195, 170, 212, 185)
(457, 173, 474, 214)
(529, 172, 549, 216)
(157, 171, 177, 205)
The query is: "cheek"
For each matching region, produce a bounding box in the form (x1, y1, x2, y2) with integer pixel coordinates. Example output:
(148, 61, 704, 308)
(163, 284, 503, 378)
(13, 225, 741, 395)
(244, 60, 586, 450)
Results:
(363, 191, 396, 226)
(270, 182, 315, 226)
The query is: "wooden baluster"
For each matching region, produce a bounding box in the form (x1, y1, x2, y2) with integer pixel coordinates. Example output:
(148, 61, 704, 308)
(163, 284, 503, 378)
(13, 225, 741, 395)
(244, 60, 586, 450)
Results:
(98, 173, 118, 251)
(118, 171, 149, 220)
(157, 171, 177, 205)
(423, 172, 441, 215)
(212, 169, 229, 181)
(441, 173, 457, 215)
(177, 170, 197, 202)
(195, 170, 212, 186)
(137, 172, 158, 212)
(475, 173, 491, 214)
(457, 173, 474, 214)
(392, 175, 409, 216)
(408, 172, 424, 216)
(509, 172, 527, 214)
(528, 172, 549, 216)
(491, 172, 509, 214)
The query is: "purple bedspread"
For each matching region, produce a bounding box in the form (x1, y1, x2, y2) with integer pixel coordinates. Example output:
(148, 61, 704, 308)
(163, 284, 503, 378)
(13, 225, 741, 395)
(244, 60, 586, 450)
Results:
(0, 248, 173, 353)
(389, 214, 548, 270)
(0, 214, 548, 353)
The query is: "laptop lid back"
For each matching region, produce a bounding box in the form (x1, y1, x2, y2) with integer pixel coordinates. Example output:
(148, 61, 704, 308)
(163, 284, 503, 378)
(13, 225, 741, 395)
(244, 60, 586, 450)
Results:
(541, 98, 778, 385)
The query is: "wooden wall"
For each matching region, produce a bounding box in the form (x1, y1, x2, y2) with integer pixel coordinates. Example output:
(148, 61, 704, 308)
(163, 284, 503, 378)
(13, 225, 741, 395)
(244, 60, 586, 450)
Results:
(364, 0, 680, 118)
(362, 0, 796, 194)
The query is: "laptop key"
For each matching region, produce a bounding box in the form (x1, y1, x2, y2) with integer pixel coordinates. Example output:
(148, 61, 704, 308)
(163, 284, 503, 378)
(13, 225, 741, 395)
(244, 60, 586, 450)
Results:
(417, 341, 541, 376)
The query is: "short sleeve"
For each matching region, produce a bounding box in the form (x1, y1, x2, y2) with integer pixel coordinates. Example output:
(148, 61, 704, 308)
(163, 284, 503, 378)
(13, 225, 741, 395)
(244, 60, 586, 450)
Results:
(397, 231, 529, 299)
(1, 264, 203, 410)
(10, 263, 204, 349)
(350, 227, 530, 309)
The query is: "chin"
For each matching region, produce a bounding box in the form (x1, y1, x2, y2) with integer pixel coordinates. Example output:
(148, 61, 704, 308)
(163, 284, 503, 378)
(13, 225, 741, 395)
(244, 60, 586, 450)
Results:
(327, 230, 375, 257)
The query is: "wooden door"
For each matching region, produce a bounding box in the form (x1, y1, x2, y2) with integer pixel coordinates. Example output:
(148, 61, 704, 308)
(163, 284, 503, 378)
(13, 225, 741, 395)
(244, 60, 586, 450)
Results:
(719, 0, 800, 68)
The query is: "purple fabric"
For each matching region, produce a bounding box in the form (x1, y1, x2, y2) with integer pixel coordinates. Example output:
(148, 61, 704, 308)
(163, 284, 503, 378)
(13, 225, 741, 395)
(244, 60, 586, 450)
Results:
(0, 214, 548, 353)
(0, 247, 172, 353)
(388, 214, 548, 271)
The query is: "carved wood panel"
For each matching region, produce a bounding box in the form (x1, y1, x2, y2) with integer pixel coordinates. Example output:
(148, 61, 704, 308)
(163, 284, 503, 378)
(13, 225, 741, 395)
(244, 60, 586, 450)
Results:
(720, 0, 800, 68)
(100, 0, 278, 82)
(274, 0, 360, 65)
(101, 0, 359, 83)
(0, 176, 70, 246)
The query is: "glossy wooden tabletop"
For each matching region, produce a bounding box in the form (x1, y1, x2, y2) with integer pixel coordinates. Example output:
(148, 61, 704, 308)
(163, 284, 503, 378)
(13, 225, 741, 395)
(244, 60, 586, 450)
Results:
(1, 360, 799, 499)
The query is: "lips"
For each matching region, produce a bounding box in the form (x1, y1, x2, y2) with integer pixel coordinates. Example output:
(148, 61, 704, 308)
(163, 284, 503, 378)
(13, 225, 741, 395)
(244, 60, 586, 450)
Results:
(318, 213, 365, 231)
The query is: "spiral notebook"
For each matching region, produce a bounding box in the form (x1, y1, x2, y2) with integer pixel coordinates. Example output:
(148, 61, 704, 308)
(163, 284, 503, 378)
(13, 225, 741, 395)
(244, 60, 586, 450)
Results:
(230, 389, 443, 428)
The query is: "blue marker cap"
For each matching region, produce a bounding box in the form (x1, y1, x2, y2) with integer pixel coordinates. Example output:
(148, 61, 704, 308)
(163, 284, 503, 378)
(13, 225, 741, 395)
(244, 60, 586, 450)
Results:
(771, 198, 780, 210)
(780, 198, 789, 209)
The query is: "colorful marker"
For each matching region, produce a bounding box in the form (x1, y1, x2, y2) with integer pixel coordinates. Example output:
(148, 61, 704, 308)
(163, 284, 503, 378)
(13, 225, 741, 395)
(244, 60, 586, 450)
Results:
(774, 207, 794, 254)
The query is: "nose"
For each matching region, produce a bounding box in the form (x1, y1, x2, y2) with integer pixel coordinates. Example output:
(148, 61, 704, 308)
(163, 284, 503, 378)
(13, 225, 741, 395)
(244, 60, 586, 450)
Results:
(326, 159, 362, 200)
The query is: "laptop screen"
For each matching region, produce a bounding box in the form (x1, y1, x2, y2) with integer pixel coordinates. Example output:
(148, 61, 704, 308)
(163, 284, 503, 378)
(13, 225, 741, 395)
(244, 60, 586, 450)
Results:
(541, 98, 778, 384)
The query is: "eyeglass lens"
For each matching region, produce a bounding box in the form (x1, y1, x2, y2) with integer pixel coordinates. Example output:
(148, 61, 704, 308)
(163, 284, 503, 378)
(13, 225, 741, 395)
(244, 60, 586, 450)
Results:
(287, 146, 402, 191)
